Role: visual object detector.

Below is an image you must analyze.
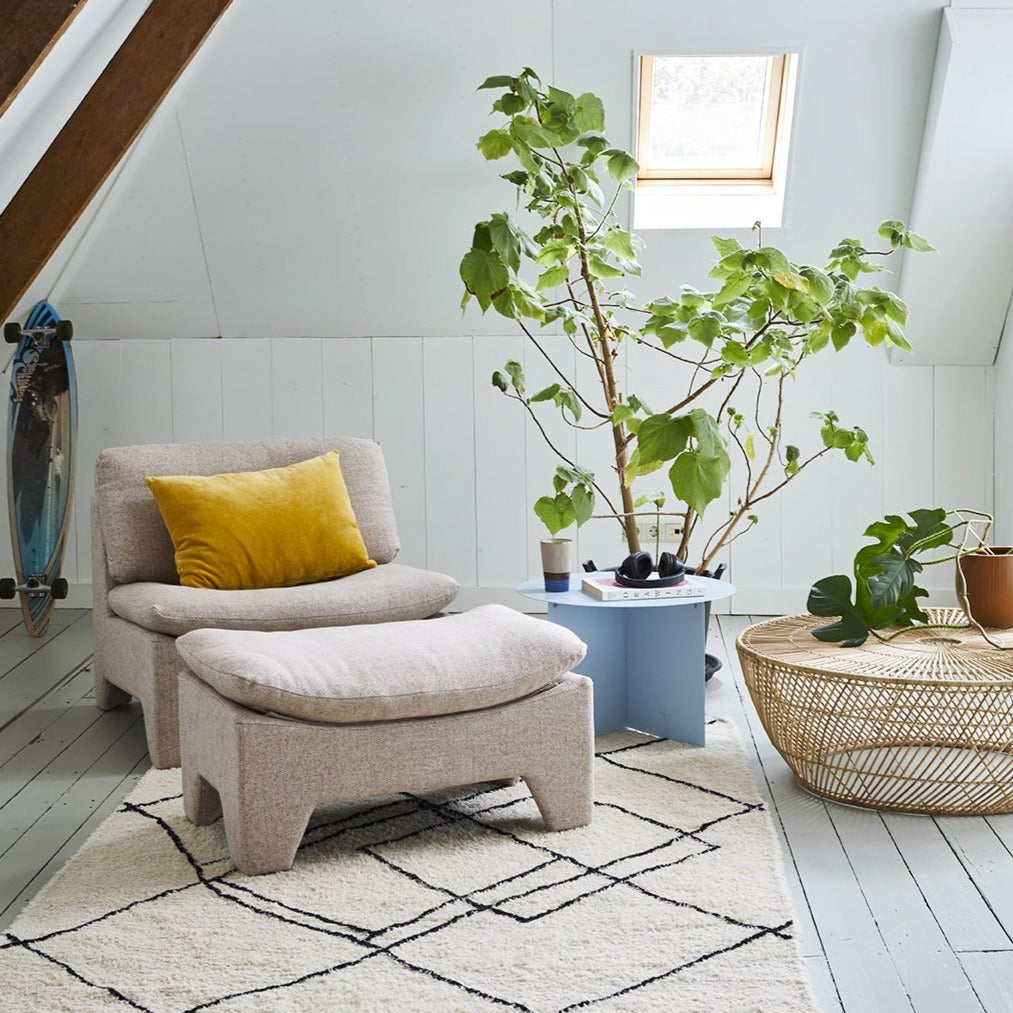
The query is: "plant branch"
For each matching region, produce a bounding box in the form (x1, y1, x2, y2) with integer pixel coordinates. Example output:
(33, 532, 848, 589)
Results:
(518, 319, 608, 419)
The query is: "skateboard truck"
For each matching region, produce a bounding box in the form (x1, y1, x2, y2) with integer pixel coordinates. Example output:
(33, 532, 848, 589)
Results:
(0, 575, 68, 599)
(4, 320, 73, 344)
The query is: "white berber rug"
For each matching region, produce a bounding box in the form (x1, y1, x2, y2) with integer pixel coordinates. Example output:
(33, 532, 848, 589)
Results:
(1, 721, 817, 1011)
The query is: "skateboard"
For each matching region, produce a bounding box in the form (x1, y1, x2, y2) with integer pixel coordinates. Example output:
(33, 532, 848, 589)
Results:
(0, 301, 76, 636)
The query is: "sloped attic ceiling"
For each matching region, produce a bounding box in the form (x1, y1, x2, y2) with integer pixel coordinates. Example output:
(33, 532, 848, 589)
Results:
(0, 0, 235, 320)
(898, 6, 1013, 366)
(6, 0, 968, 354)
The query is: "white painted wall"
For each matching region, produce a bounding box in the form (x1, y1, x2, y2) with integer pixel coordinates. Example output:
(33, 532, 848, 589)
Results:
(5, 0, 1000, 613)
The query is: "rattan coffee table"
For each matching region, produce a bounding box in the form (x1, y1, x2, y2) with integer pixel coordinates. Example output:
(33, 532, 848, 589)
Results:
(736, 609, 1013, 815)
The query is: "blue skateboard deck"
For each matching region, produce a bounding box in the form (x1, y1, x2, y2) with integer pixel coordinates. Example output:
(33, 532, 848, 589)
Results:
(2, 301, 76, 636)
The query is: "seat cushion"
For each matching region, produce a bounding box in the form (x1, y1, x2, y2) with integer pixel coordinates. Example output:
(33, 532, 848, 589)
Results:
(175, 605, 587, 724)
(146, 451, 374, 590)
(108, 563, 458, 636)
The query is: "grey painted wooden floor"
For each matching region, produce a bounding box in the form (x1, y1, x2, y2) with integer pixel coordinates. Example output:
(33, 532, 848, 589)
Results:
(1, 610, 1012, 1012)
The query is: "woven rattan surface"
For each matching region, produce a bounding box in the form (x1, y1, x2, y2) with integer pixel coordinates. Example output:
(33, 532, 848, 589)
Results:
(736, 609, 1013, 815)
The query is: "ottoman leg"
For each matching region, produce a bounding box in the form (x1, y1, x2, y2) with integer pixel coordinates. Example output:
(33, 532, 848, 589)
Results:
(526, 766, 593, 831)
(221, 787, 315, 876)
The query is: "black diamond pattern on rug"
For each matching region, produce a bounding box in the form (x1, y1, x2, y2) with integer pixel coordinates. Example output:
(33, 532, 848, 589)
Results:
(0, 723, 814, 1012)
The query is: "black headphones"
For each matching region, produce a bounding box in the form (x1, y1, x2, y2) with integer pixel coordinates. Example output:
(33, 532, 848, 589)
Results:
(614, 551, 686, 588)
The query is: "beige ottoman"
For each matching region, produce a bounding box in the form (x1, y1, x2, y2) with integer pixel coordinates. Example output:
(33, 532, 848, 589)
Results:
(175, 605, 594, 875)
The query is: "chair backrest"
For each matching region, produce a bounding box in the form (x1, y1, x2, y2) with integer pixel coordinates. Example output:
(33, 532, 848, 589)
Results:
(95, 437, 400, 585)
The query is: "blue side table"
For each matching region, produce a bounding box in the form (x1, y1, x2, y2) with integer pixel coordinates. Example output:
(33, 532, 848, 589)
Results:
(516, 573, 735, 746)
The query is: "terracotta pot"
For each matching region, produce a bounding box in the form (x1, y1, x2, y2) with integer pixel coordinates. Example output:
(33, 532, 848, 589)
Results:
(955, 547, 1013, 628)
(540, 538, 572, 592)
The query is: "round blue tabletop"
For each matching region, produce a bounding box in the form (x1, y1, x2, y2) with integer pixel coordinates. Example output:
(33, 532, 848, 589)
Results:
(516, 572, 736, 609)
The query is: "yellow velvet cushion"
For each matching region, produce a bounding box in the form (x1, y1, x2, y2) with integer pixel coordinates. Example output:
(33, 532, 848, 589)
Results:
(145, 451, 375, 590)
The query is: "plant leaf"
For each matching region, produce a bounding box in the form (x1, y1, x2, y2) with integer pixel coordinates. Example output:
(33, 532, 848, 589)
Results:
(574, 93, 605, 133)
(807, 575, 872, 646)
(477, 129, 514, 160)
(460, 249, 508, 303)
(669, 451, 725, 517)
(534, 494, 575, 536)
(603, 148, 639, 181)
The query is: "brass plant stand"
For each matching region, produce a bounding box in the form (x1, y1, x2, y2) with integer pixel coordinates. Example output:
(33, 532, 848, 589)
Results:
(736, 609, 1013, 814)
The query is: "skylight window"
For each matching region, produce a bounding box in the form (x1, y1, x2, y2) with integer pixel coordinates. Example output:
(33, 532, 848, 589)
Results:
(634, 53, 798, 229)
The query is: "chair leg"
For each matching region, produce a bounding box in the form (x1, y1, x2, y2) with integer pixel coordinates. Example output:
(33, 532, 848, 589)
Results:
(183, 770, 223, 826)
(94, 669, 131, 710)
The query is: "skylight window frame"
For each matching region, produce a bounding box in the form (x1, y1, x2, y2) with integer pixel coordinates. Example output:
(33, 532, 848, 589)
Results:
(636, 53, 794, 186)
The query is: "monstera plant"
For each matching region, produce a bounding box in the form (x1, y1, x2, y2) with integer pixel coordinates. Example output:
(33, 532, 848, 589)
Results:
(808, 508, 995, 645)
(460, 68, 933, 573)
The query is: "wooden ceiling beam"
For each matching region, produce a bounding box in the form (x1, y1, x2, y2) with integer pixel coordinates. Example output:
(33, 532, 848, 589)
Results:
(0, 0, 235, 322)
(0, 0, 85, 119)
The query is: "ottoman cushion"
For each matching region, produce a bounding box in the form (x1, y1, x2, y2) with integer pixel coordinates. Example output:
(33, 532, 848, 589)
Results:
(175, 604, 586, 724)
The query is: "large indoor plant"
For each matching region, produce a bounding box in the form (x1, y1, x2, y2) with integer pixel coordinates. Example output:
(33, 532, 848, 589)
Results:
(460, 68, 933, 573)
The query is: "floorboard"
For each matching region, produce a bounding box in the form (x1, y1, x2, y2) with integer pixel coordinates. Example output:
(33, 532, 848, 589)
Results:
(1, 608, 1012, 1012)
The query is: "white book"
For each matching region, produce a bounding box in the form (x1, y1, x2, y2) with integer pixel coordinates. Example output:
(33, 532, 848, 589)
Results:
(581, 574, 706, 601)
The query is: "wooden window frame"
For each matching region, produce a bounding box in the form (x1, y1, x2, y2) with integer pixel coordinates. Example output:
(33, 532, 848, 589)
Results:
(636, 54, 792, 184)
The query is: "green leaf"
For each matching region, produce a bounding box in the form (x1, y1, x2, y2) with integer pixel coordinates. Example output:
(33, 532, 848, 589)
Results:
(504, 359, 525, 395)
(744, 433, 756, 461)
(536, 238, 575, 266)
(495, 93, 526, 115)
(574, 93, 605, 133)
(904, 231, 935, 253)
(637, 415, 690, 463)
(477, 129, 514, 160)
(669, 451, 726, 517)
(721, 342, 750, 366)
(511, 116, 558, 148)
(478, 75, 515, 90)
(713, 274, 751, 307)
(488, 214, 522, 271)
(577, 133, 609, 158)
(866, 553, 918, 610)
(711, 236, 743, 258)
(460, 249, 508, 303)
(534, 494, 575, 536)
(491, 371, 508, 393)
(603, 227, 638, 262)
(611, 403, 635, 425)
(530, 383, 560, 403)
(571, 484, 594, 526)
(587, 254, 624, 279)
(807, 575, 872, 646)
(688, 313, 722, 347)
(603, 148, 639, 181)
(623, 446, 663, 480)
(536, 265, 569, 290)
(831, 322, 855, 351)
(771, 271, 809, 292)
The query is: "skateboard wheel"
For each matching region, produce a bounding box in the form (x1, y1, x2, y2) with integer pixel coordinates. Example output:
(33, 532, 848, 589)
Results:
(4, 323, 21, 344)
(0, 578, 15, 599)
(55, 320, 73, 342)
(52, 578, 69, 600)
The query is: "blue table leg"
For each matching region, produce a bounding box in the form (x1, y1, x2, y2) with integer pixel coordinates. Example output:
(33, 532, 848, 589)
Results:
(547, 602, 628, 733)
(625, 601, 707, 746)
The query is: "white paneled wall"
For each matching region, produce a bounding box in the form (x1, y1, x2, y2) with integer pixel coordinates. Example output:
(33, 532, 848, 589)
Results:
(0, 335, 990, 612)
(6, 0, 998, 613)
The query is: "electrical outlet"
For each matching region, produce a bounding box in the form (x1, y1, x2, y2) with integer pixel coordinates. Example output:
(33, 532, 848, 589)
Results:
(623, 520, 681, 543)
